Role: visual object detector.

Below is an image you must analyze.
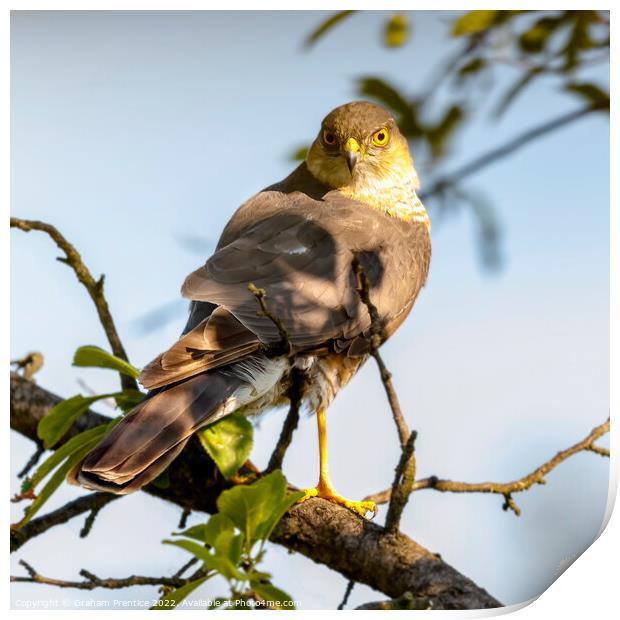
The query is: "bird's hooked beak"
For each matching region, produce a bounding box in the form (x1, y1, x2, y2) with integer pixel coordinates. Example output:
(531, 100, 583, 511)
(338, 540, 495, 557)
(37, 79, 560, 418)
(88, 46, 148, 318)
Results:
(343, 137, 361, 174)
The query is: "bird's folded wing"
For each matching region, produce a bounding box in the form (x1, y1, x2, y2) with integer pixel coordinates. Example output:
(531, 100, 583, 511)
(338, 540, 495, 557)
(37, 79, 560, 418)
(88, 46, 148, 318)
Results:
(141, 194, 429, 390)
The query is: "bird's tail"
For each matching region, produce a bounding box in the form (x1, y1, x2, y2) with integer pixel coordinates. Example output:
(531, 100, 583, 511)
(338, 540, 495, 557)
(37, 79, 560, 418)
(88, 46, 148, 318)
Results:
(67, 370, 245, 494)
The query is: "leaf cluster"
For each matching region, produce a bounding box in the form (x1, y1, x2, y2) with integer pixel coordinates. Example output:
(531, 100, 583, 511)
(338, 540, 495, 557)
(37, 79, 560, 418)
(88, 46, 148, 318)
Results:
(159, 470, 303, 610)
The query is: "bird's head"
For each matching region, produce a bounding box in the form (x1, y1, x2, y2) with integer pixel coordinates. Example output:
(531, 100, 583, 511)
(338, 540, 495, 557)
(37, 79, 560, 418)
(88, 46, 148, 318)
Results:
(306, 101, 419, 194)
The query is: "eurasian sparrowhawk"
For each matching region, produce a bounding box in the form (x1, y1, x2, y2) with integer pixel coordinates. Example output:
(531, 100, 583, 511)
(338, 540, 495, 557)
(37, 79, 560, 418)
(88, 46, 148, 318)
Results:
(69, 101, 431, 516)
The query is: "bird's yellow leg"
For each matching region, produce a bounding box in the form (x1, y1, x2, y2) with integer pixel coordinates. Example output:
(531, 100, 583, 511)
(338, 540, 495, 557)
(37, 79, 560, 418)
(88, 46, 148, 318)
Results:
(298, 407, 376, 517)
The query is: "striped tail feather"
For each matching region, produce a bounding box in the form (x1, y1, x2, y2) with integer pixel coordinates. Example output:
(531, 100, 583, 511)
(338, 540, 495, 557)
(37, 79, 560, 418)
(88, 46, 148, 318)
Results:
(67, 370, 245, 494)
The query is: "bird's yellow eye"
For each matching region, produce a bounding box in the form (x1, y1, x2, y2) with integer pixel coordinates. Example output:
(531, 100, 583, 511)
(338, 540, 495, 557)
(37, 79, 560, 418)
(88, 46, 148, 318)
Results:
(372, 128, 389, 146)
(323, 130, 337, 146)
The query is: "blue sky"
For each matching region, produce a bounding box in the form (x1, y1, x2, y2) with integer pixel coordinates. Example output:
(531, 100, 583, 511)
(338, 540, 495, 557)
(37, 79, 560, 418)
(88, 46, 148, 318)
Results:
(11, 11, 609, 610)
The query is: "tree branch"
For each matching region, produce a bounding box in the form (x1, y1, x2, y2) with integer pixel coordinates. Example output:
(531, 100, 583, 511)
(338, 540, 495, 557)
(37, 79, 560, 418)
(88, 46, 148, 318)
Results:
(11, 492, 119, 553)
(364, 418, 610, 516)
(11, 559, 205, 591)
(421, 105, 604, 201)
(10, 372, 501, 609)
(10, 218, 137, 392)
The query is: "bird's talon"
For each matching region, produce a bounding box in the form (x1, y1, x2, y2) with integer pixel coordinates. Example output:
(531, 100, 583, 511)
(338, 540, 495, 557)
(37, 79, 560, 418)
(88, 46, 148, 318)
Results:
(298, 485, 376, 517)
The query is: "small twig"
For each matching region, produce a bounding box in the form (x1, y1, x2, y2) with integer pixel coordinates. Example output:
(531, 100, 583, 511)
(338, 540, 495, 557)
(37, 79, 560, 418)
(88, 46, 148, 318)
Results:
(364, 418, 610, 516)
(338, 580, 355, 610)
(352, 258, 409, 447)
(79, 502, 106, 538)
(11, 493, 119, 553)
(385, 431, 418, 532)
(10, 218, 137, 392)
(11, 559, 204, 590)
(17, 445, 45, 479)
(248, 282, 291, 356)
(172, 557, 199, 579)
(266, 367, 304, 473)
(178, 508, 191, 530)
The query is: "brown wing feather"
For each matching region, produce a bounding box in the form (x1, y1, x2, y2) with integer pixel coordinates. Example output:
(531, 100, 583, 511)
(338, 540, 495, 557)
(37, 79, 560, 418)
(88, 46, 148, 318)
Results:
(141, 179, 430, 391)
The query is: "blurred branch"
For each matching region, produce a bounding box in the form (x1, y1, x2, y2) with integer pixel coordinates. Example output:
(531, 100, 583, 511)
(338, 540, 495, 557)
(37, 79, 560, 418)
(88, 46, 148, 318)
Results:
(11, 559, 205, 590)
(11, 492, 119, 552)
(364, 417, 610, 516)
(9, 372, 500, 609)
(420, 104, 603, 201)
(304, 10, 357, 48)
(10, 218, 137, 392)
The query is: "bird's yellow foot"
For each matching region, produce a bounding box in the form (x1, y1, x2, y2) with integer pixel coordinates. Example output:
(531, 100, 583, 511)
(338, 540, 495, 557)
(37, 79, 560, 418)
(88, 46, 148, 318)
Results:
(298, 481, 376, 517)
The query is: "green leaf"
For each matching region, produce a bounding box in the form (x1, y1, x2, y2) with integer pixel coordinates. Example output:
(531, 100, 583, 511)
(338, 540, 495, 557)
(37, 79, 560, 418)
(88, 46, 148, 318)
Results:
(518, 16, 563, 53)
(452, 10, 498, 36)
(216, 470, 302, 551)
(163, 539, 243, 581)
(426, 105, 464, 159)
(357, 77, 418, 136)
(197, 413, 253, 479)
(151, 576, 210, 610)
(203, 513, 236, 547)
(384, 14, 409, 48)
(113, 389, 144, 413)
(37, 392, 118, 448)
(15, 437, 102, 527)
(28, 422, 113, 489)
(251, 581, 295, 608)
(457, 57, 486, 79)
(565, 82, 610, 109)
(72, 345, 140, 379)
(304, 10, 357, 48)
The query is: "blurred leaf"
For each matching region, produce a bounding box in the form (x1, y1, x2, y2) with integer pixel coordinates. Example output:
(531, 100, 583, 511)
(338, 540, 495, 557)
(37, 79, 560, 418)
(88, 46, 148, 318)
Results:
(216, 470, 303, 551)
(494, 68, 542, 117)
(384, 14, 409, 48)
(457, 57, 486, 80)
(290, 145, 309, 161)
(213, 529, 244, 567)
(357, 77, 418, 135)
(251, 581, 295, 608)
(426, 105, 464, 159)
(565, 82, 610, 109)
(151, 576, 210, 610)
(304, 10, 356, 48)
(174, 523, 208, 542)
(72, 345, 140, 379)
(562, 12, 598, 71)
(37, 392, 119, 448)
(452, 10, 498, 36)
(518, 16, 563, 53)
(113, 389, 145, 413)
(197, 413, 253, 479)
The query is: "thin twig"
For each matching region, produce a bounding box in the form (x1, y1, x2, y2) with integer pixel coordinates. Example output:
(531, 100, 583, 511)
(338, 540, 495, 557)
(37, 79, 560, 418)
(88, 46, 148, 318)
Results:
(11, 559, 205, 590)
(421, 105, 604, 202)
(10, 493, 119, 553)
(178, 508, 191, 530)
(266, 367, 304, 473)
(17, 445, 45, 479)
(352, 257, 409, 447)
(385, 431, 418, 532)
(338, 580, 355, 610)
(10, 218, 137, 392)
(248, 282, 292, 357)
(364, 418, 611, 516)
